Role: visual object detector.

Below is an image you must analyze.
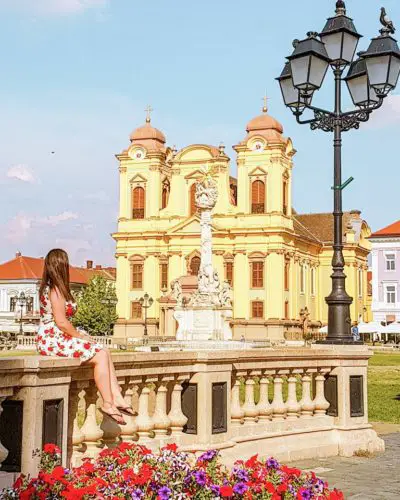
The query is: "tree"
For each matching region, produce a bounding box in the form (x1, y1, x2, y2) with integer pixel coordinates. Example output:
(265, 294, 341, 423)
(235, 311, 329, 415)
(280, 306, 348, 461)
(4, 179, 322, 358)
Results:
(72, 275, 118, 336)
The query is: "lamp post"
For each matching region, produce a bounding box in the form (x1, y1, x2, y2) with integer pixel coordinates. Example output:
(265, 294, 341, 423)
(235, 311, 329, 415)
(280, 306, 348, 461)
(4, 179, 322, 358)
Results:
(277, 2, 400, 344)
(139, 293, 153, 345)
(14, 291, 28, 337)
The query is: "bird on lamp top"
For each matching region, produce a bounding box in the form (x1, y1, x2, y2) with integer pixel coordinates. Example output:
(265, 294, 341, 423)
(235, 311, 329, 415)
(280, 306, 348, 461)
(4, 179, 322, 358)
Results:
(380, 7, 396, 34)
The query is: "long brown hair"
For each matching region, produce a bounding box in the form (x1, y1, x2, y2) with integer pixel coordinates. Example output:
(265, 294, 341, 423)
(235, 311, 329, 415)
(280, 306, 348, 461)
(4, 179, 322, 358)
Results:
(39, 249, 74, 301)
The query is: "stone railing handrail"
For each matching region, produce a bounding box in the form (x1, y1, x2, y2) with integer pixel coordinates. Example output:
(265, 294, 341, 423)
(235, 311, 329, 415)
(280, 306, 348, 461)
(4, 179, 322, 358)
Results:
(0, 345, 384, 488)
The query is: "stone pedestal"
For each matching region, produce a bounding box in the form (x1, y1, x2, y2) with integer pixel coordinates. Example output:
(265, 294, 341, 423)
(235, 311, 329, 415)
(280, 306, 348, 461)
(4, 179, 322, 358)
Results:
(174, 306, 232, 341)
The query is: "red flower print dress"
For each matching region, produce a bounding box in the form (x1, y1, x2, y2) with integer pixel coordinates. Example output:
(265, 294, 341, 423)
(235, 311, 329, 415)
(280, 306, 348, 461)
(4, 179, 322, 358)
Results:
(36, 287, 102, 362)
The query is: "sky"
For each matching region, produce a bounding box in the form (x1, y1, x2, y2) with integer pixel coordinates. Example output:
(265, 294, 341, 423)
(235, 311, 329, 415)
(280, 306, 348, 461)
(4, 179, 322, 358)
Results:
(0, 0, 399, 266)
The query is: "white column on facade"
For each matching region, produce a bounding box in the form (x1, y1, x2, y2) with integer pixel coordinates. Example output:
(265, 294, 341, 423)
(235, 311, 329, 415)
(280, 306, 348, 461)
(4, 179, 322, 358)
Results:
(144, 254, 158, 317)
(116, 256, 129, 320)
(233, 252, 248, 319)
(266, 251, 284, 319)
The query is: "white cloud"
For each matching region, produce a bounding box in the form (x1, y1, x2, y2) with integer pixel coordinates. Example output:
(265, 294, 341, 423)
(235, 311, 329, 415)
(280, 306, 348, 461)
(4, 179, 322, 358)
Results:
(0, 0, 107, 15)
(5, 211, 78, 243)
(83, 190, 110, 202)
(363, 94, 400, 130)
(6, 164, 36, 183)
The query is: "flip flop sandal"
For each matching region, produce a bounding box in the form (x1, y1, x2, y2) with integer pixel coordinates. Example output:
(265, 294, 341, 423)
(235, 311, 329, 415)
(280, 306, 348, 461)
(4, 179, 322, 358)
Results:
(99, 408, 127, 425)
(117, 406, 138, 417)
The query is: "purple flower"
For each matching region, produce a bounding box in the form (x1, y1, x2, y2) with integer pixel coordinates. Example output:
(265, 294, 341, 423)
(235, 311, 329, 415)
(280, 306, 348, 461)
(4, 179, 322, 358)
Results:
(131, 490, 143, 499)
(210, 484, 220, 495)
(195, 470, 207, 486)
(267, 458, 279, 469)
(233, 468, 249, 481)
(199, 449, 218, 462)
(298, 488, 312, 500)
(158, 486, 172, 499)
(233, 482, 248, 495)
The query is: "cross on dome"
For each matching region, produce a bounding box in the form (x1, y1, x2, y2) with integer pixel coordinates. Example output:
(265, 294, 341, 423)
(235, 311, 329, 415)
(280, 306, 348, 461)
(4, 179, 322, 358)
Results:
(145, 105, 153, 123)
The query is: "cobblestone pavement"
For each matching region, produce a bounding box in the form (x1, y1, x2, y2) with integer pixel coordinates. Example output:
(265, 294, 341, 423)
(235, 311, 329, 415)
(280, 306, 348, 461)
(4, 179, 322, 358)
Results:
(293, 433, 399, 499)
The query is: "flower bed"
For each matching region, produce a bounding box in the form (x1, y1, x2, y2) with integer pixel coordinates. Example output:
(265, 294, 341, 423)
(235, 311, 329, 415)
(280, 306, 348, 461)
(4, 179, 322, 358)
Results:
(1, 443, 344, 499)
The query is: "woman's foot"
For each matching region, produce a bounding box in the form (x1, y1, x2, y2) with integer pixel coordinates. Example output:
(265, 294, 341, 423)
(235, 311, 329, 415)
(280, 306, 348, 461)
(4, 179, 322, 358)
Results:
(117, 405, 137, 417)
(100, 401, 126, 425)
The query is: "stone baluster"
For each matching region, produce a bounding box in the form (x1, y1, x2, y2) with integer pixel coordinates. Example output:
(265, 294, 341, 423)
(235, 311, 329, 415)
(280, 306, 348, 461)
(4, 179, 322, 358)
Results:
(299, 370, 315, 418)
(68, 382, 85, 467)
(0, 396, 9, 468)
(168, 376, 188, 436)
(80, 387, 103, 458)
(119, 379, 139, 442)
(313, 369, 330, 416)
(257, 373, 272, 422)
(101, 393, 122, 449)
(286, 371, 301, 420)
(242, 372, 259, 424)
(136, 379, 155, 441)
(153, 378, 172, 438)
(271, 371, 287, 421)
(230, 373, 245, 426)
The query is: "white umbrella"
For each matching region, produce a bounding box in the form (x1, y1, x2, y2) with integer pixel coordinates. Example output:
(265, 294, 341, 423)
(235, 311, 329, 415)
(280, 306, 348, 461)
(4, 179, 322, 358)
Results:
(382, 322, 400, 334)
(357, 321, 384, 334)
(319, 325, 328, 334)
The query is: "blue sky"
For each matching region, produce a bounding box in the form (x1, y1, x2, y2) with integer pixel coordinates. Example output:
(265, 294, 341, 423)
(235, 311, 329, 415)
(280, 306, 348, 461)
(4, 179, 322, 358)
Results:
(0, 0, 399, 266)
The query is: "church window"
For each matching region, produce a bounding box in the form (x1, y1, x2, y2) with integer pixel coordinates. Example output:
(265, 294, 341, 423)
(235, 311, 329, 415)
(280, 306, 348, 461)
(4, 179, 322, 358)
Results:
(26, 297, 34, 313)
(284, 259, 290, 291)
(300, 264, 306, 294)
(251, 301, 264, 318)
(132, 263, 143, 290)
(161, 181, 170, 209)
(131, 301, 142, 319)
(190, 256, 201, 276)
(252, 261, 264, 288)
(226, 262, 234, 287)
(358, 269, 363, 298)
(10, 297, 17, 312)
(190, 183, 197, 216)
(132, 186, 145, 219)
(160, 263, 168, 290)
(311, 267, 316, 296)
(230, 183, 237, 206)
(251, 180, 265, 214)
(284, 300, 289, 319)
(283, 180, 288, 215)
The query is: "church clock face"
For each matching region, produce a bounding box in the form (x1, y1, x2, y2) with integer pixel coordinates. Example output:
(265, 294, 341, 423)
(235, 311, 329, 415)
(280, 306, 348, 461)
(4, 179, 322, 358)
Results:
(252, 140, 265, 152)
(129, 147, 146, 160)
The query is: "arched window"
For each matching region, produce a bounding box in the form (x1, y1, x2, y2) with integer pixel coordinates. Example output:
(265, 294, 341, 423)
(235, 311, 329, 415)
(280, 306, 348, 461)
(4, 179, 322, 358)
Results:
(161, 181, 170, 209)
(132, 186, 145, 219)
(251, 180, 265, 214)
(230, 183, 237, 206)
(283, 180, 288, 215)
(190, 183, 197, 215)
(190, 256, 201, 276)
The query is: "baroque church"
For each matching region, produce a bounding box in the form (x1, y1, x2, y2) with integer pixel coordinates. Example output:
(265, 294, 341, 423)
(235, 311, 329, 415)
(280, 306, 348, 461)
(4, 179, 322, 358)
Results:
(113, 104, 371, 341)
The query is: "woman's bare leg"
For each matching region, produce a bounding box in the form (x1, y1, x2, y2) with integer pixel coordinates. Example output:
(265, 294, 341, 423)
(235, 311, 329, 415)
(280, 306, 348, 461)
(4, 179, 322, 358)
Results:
(104, 349, 126, 407)
(85, 350, 125, 424)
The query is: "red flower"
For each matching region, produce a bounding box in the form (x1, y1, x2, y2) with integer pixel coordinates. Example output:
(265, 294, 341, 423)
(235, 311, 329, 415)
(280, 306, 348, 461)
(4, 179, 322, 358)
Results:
(220, 485, 234, 497)
(52, 466, 65, 480)
(83, 342, 91, 350)
(13, 475, 24, 489)
(43, 443, 61, 455)
(277, 483, 288, 494)
(265, 482, 275, 494)
(48, 346, 54, 352)
(73, 351, 82, 358)
(245, 455, 259, 468)
(165, 443, 178, 452)
(330, 490, 344, 500)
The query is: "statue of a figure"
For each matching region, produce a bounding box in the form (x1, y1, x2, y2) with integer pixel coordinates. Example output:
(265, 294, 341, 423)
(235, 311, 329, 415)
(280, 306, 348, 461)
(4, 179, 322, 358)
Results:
(195, 178, 218, 210)
(219, 280, 232, 308)
(172, 279, 183, 306)
(300, 307, 310, 334)
(198, 263, 220, 294)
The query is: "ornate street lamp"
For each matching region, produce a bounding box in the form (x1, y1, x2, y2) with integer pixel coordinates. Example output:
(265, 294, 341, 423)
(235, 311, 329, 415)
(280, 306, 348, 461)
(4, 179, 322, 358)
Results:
(139, 293, 153, 345)
(277, 1, 400, 344)
(14, 291, 28, 337)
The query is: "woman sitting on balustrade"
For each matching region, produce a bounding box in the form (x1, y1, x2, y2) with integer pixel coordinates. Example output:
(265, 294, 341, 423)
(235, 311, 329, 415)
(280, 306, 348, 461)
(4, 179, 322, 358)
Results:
(36, 248, 133, 425)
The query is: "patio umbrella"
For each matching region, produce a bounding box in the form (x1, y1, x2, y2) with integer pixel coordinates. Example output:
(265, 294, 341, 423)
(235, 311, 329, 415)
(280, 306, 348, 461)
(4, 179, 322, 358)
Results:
(381, 322, 400, 344)
(319, 325, 328, 334)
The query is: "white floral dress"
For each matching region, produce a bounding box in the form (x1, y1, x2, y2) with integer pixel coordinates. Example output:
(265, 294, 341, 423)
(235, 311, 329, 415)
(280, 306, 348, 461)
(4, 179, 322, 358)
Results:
(36, 287, 102, 362)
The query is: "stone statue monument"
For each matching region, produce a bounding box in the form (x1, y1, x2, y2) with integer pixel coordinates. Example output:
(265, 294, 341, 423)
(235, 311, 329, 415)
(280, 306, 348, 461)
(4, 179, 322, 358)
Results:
(174, 166, 233, 341)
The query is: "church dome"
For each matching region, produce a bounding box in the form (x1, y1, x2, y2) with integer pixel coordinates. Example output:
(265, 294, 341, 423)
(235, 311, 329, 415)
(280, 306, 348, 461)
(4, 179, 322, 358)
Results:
(246, 109, 284, 134)
(130, 121, 166, 144)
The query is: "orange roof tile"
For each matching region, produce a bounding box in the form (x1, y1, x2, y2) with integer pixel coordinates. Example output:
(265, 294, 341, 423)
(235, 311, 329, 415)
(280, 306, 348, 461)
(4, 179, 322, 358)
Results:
(0, 255, 115, 284)
(370, 220, 400, 238)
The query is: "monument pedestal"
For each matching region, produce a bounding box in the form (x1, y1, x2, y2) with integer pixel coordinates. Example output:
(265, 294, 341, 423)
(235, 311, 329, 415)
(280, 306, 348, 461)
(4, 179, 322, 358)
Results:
(174, 305, 232, 342)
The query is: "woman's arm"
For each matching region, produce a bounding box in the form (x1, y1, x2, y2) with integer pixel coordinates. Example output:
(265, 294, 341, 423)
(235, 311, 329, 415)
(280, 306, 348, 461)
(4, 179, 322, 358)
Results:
(50, 288, 91, 340)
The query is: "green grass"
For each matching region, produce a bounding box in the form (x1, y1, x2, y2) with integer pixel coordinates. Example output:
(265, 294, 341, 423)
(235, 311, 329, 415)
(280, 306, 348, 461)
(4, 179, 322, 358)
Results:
(368, 352, 400, 424)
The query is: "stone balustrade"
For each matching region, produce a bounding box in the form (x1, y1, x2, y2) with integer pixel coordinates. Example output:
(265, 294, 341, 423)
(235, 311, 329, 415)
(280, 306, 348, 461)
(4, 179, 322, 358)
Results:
(16, 335, 126, 351)
(0, 346, 385, 487)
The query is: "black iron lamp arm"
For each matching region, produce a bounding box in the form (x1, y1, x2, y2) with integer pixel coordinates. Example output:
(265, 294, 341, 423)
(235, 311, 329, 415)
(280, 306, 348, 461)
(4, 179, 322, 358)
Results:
(294, 97, 384, 132)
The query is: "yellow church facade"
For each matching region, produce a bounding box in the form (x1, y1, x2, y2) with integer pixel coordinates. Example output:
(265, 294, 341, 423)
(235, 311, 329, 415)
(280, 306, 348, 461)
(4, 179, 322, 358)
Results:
(112, 106, 371, 341)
